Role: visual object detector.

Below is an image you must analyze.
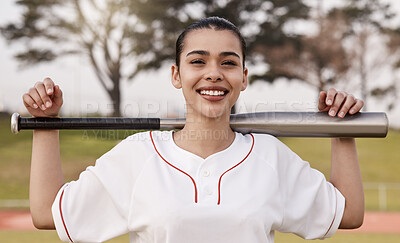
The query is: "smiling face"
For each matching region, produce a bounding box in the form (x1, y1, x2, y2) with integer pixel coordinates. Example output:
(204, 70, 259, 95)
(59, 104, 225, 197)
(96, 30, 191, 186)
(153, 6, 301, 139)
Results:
(171, 28, 248, 121)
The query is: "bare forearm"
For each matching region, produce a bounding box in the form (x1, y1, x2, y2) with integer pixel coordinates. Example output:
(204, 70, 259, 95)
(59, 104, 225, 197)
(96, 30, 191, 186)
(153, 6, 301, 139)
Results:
(30, 130, 64, 229)
(330, 138, 364, 229)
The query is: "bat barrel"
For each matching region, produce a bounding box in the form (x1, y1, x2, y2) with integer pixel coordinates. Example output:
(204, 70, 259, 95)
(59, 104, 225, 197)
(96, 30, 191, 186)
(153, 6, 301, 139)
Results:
(11, 112, 388, 137)
(229, 112, 388, 137)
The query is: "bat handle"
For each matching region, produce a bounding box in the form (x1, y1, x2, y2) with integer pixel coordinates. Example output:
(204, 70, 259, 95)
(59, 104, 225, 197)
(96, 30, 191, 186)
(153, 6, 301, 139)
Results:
(11, 113, 20, 134)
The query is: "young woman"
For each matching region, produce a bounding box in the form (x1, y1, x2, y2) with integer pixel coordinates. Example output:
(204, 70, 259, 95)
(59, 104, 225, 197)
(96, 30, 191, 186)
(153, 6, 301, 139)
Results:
(23, 17, 364, 243)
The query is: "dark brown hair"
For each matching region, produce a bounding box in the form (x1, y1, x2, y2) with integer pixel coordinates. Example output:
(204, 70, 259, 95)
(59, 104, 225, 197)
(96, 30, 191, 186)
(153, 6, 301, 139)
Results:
(175, 17, 246, 69)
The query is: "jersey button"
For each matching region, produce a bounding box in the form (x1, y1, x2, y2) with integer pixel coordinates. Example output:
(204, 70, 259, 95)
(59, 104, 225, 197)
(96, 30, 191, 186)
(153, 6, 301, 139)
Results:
(202, 170, 210, 177)
(204, 187, 213, 195)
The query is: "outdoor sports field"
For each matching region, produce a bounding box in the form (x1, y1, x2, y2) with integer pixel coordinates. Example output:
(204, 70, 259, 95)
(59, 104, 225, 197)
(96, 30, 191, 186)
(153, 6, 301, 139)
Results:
(0, 230, 399, 243)
(0, 117, 399, 242)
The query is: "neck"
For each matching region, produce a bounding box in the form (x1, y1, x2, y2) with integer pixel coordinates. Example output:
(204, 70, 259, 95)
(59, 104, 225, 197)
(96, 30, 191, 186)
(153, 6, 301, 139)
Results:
(173, 111, 235, 159)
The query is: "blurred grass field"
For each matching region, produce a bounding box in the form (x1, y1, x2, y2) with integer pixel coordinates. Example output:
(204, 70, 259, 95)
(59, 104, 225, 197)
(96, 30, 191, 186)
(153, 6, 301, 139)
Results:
(0, 116, 399, 242)
(0, 231, 400, 242)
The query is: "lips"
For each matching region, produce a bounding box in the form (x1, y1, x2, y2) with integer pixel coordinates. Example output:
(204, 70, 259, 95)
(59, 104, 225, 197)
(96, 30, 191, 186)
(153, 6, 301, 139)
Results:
(196, 86, 229, 96)
(196, 86, 229, 101)
(200, 90, 225, 96)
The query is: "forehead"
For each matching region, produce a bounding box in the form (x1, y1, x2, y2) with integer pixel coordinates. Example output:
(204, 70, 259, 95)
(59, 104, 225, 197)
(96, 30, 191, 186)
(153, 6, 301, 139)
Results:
(182, 29, 242, 57)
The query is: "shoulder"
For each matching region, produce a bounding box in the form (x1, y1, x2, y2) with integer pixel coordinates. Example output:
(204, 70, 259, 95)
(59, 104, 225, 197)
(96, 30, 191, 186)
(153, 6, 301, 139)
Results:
(102, 131, 151, 156)
(235, 133, 283, 165)
(248, 133, 308, 170)
(110, 130, 170, 149)
(250, 133, 291, 154)
(250, 133, 280, 144)
(91, 131, 172, 176)
(96, 130, 171, 164)
(123, 130, 171, 144)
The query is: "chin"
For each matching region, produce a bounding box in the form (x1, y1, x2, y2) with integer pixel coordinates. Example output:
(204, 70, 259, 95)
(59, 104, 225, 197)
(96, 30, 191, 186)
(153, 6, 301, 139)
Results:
(186, 102, 233, 122)
(201, 107, 230, 120)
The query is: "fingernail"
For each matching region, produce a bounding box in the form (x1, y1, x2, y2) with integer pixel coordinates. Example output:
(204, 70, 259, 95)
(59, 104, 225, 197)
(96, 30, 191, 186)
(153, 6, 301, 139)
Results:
(33, 104, 38, 109)
(339, 112, 345, 118)
(350, 109, 355, 114)
(329, 110, 336, 116)
(327, 99, 332, 105)
(46, 101, 52, 108)
(41, 104, 46, 110)
(47, 89, 53, 94)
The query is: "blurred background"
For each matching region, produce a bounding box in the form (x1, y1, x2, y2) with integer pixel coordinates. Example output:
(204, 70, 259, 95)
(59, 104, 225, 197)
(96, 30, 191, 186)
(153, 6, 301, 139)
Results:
(0, 0, 399, 242)
(0, 0, 400, 121)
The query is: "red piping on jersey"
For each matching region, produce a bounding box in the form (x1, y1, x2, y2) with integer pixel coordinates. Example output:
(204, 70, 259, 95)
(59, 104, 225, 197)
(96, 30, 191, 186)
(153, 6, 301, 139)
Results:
(217, 133, 255, 205)
(323, 188, 338, 237)
(59, 188, 74, 243)
(150, 131, 198, 203)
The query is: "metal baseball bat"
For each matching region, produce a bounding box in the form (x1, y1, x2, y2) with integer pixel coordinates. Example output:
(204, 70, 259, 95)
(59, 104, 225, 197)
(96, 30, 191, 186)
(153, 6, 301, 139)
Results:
(11, 112, 388, 137)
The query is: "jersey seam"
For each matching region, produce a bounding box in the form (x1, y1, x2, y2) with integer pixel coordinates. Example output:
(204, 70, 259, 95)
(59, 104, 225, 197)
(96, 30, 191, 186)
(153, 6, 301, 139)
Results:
(217, 133, 255, 205)
(89, 170, 130, 227)
(127, 152, 158, 229)
(127, 131, 157, 230)
(323, 186, 338, 238)
(149, 131, 199, 203)
(250, 138, 284, 230)
(59, 186, 74, 243)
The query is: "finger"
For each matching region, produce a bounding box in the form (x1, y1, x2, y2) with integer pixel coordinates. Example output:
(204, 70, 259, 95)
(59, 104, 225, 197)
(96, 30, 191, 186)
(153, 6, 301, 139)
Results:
(53, 85, 62, 97)
(318, 91, 329, 111)
(35, 82, 52, 109)
(52, 85, 63, 105)
(43, 77, 55, 95)
(22, 93, 39, 109)
(28, 87, 45, 110)
(349, 99, 364, 114)
(337, 95, 356, 118)
(325, 88, 337, 106)
(329, 91, 346, 117)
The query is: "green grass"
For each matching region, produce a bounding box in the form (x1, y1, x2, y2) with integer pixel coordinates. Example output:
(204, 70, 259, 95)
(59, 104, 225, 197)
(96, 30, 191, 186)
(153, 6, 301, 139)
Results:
(0, 117, 132, 199)
(0, 117, 399, 210)
(0, 231, 399, 243)
(275, 232, 400, 242)
(279, 129, 400, 211)
(0, 231, 128, 243)
(279, 130, 400, 183)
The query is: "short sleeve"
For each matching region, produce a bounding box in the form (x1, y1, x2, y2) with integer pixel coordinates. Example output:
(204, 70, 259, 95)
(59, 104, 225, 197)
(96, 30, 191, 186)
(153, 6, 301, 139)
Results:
(275, 140, 345, 239)
(51, 133, 150, 242)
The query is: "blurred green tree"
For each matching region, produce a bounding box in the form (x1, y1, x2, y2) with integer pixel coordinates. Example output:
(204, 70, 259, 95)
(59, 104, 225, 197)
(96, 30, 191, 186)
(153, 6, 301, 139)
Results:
(2, 0, 143, 116)
(372, 26, 400, 111)
(331, 0, 396, 110)
(1, 0, 311, 116)
(250, 6, 351, 92)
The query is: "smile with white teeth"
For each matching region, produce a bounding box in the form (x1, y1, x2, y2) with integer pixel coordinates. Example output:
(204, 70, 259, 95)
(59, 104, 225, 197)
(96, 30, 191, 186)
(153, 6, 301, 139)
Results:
(200, 90, 225, 96)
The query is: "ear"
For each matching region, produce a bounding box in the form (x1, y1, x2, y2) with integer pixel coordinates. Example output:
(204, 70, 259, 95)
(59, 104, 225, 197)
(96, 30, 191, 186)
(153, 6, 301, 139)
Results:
(171, 64, 182, 89)
(241, 68, 248, 91)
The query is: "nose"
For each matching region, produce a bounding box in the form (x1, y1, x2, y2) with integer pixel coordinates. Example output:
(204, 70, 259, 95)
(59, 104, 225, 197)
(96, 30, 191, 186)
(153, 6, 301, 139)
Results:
(204, 64, 223, 82)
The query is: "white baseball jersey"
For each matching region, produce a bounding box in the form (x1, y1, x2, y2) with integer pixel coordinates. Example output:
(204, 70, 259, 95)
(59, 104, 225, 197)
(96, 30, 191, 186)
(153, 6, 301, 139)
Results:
(52, 131, 344, 243)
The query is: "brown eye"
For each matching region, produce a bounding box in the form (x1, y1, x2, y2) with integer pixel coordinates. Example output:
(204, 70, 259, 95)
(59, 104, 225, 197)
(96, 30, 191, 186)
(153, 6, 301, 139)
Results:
(222, 60, 237, 66)
(190, 59, 205, 64)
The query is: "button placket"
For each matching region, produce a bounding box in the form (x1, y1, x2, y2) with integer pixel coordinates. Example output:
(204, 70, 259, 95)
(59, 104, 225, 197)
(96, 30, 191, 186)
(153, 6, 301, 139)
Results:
(202, 169, 210, 177)
(200, 168, 213, 197)
(204, 186, 213, 196)
(197, 162, 215, 201)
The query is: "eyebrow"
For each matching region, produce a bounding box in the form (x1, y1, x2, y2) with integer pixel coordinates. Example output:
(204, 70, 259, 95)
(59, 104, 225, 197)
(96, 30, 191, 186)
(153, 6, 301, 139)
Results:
(219, 51, 240, 59)
(186, 50, 240, 59)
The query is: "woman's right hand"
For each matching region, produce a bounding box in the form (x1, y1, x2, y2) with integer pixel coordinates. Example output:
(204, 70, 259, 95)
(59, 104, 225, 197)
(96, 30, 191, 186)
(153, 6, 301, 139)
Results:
(22, 77, 63, 117)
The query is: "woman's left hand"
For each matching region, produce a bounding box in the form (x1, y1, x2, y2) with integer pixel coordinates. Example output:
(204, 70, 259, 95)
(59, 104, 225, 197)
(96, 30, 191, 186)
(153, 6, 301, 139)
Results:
(318, 88, 364, 118)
